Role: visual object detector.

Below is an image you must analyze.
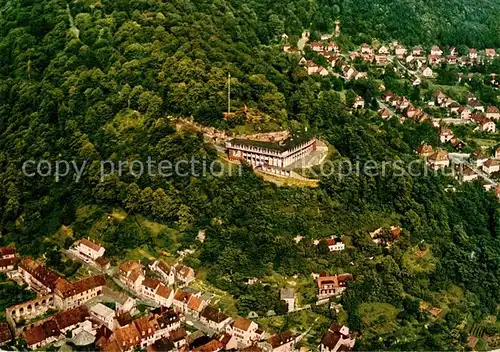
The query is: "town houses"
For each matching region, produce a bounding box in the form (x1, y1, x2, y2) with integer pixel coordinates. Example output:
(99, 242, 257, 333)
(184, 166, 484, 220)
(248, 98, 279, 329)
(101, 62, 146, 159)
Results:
(316, 273, 353, 300)
(70, 238, 110, 270)
(319, 323, 356, 352)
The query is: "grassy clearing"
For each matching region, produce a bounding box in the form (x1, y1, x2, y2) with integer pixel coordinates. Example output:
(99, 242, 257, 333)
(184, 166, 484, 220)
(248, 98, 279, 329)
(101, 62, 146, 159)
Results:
(402, 246, 437, 274)
(189, 278, 238, 316)
(359, 302, 399, 335)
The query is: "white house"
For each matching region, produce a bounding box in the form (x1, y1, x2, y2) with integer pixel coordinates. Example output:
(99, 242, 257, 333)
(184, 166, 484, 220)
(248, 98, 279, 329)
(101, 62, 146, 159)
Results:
(200, 306, 232, 332)
(225, 317, 264, 349)
(325, 238, 345, 252)
(90, 303, 115, 330)
(483, 159, 500, 174)
(76, 238, 105, 260)
(280, 288, 295, 313)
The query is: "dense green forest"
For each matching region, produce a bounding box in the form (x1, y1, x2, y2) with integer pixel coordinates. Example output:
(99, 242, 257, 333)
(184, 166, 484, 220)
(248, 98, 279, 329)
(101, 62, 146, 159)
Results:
(1, 0, 500, 349)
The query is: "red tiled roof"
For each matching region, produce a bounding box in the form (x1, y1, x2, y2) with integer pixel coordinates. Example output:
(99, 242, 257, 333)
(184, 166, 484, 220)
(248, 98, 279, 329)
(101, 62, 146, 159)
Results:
(142, 277, 161, 291)
(0, 257, 18, 268)
(155, 284, 172, 299)
(187, 295, 204, 312)
(269, 331, 294, 349)
(0, 247, 15, 257)
(487, 106, 499, 113)
(19, 258, 60, 290)
(114, 323, 141, 350)
(233, 317, 252, 331)
(55, 306, 89, 330)
(55, 275, 105, 298)
(80, 238, 102, 252)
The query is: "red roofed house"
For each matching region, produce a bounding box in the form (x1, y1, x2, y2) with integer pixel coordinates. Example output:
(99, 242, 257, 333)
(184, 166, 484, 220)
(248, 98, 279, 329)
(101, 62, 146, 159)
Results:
(18, 258, 60, 295)
(119, 260, 145, 292)
(439, 127, 454, 143)
(148, 260, 175, 286)
(378, 108, 392, 120)
(457, 106, 471, 120)
(469, 48, 478, 60)
(485, 48, 497, 59)
(472, 114, 495, 133)
(353, 95, 365, 109)
(486, 106, 500, 120)
(319, 323, 355, 352)
(428, 150, 450, 169)
(225, 317, 264, 349)
(76, 238, 105, 260)
(360, 43, 373, 54)
(317, 273, 353, 300)
(430, 46, 443, 56)
(200, 306, 232, 332)
(174, 264, 195, 286)
(325, 237, 345, 252)
(395, 45, 407, 58)
(0, 247, 16, 259)
(326, 41, 339, 52)
(416, 143, 434, 157)
(483, 159, 500, 175)
(54, 275, 105, 310)
(309, 41, 324, 52)
(268, 331, 296, 352)
(0, 257, 17, 272)
(140, 278, 174, 307)
(186, 295, 208, 318)
(24, 320, 60, 350)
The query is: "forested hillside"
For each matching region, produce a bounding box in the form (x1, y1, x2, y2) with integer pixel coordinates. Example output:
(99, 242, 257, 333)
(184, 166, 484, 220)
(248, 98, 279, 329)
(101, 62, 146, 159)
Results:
(1, 0, 500, 349)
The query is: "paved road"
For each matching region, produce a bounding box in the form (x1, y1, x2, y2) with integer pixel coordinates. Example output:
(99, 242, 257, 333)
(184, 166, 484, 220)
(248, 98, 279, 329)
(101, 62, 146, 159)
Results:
(449, 154, 497, 186)
(297, 32, 309, 51)
(432, 118, 472, 125)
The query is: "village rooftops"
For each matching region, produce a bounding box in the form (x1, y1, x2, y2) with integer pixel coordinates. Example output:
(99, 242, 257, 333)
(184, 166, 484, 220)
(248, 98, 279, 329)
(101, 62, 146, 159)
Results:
(80, 238, 103, 252)
(55, 305, 90, 330)
(24, 320, 60, 347)
(0, 323, 12, 345)
(227, 131, 315, 153)
(0, 247, 15, 257)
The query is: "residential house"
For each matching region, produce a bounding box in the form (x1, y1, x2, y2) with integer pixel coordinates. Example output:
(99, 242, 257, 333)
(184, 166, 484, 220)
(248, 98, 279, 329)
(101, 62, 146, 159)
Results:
(0, 323, 12, 346)
(433, 91, 448, 106)
(450, 138, 465, 151)
(319, 323, 355, 352)
(459, 56, 470, 66)
(18, 258, 60, 295)
(200, 306, 232, 332)
(90, 303, 116, 330)
(428, 150, 450, 169)
(169, 327, 187, 349)
(24, 306, 90, 350)
(268, 331, 296, 352)
(172, 290, 192, 315)
(381, 91, 395, 102)
(495, 146, 500, 159)
(54, 275, 105, 310)
(325, 237, 345, 252)
(149, 260, 175, 286)
(483, 159, 500, 174)
(416, 143, 434, 157)
(315, 66, 329, 76)
(24, 319, 61, 350)
(75, 238, 105, 260)
(141, 278, 174, 307)
(439, 127, 454, 143)
(430, 45, 443, 56)
(469, 48, 478, 60)
(457, 106, 471, 120)
(316, 273, 353, 300)
(280, 288, 295, 313)
(0, 257, 17, 272)
(486, 106, 500, 120)
(428, 55, 441, 66)
(378, 108, 393, 120)
(360, 43, 373, 54)
(412, 46, 424, 57)
(174, 264, 195, 286)
(472, 114, 495, 133)
(0, 247, 16, 259)
(186, 294, 207, 318)
(326, 41, 339, 52)
(459, 166, 478, 182)
(352, 95, 365, 109)
(375, 55, 388, 65)
(112, 323, 141, 351)
(225, 317, 264, 349)
(469, 148, 489, 167)
(370, 226, 401, 246)
(468, 99, 485, 112)
(119, 260, 145, 292)
(446, 55, 458, 65)
(309, 41, 324, 52)
(395, 45, 407, 58)
(378, 46, 389, 55)
(421, 65, 433, 77)
(485, 48, 497, 59)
